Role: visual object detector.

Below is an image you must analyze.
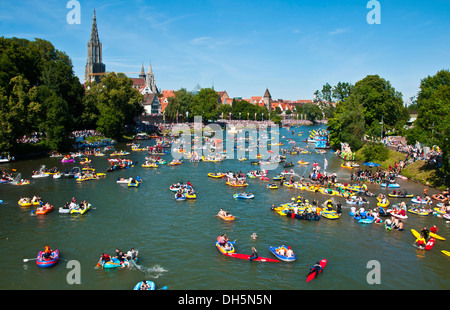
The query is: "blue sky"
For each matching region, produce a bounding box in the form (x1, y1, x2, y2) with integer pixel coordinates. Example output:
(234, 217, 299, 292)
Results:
(1, 0, 449, 102)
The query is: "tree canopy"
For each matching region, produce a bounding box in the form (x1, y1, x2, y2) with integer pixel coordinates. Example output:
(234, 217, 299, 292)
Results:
(327, 75, 408, 151)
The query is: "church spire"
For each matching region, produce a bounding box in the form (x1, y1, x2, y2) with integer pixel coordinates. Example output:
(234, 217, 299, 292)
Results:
(148, 61, 153, 74)
(85, 9, 105, 84)
(90, 9, 100, 44)
(139, 62, 146, 79)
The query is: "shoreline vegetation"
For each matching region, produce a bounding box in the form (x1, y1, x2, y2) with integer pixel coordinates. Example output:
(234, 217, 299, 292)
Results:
(355, 144, 448, 191)
(4, 121, 447, 191)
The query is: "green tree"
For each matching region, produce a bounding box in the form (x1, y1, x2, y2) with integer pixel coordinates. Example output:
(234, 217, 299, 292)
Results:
(85, 72, 144, 140)
(191, 88, 220, 121)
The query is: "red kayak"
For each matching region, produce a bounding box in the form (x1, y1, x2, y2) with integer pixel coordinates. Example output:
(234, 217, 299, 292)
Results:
(425, 238, 435, 250)
(306, 259, 327, 282)
(225, 252, 280, 262)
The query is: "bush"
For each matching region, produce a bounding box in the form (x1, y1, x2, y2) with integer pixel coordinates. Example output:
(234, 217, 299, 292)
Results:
(360, 143, 389, 162)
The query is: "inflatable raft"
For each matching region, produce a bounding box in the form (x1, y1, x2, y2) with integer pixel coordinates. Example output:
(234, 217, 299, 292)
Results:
(268, 245, 296, 262)
(36, 249, 59, 268)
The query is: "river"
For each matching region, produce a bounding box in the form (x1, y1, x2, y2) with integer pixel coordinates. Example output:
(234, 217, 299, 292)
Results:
(0, 124, 448, 290)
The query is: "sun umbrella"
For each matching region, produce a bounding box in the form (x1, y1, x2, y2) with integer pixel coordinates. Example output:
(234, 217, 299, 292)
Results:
(362, 162, 381, 167)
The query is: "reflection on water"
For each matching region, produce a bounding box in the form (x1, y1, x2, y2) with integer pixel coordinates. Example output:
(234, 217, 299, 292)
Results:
(0, 124, 449, 290)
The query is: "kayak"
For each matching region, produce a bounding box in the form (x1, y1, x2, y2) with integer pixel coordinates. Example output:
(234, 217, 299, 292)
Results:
(430, 232, 445, 241)
(36, 249, 59, 268)
(233, 193, 254, 199)
(133, 281, 156, 290)
(442, 250, 450, 257)
(102, 257, 138, 269)
(215, 241, 235, 255)
(306, 259, 327, 283)
(425, 238, 435, 250)
(388, 194, 414, 198)
(225, 252, 280, 262)
(298, 161, 309, 165)
(411, 229, 426, 246)
(268, 246, 296, 262)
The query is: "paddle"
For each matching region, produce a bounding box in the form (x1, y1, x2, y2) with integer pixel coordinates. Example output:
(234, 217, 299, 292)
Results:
(23, 258, 37, 262)
(157, 286, 168, 290)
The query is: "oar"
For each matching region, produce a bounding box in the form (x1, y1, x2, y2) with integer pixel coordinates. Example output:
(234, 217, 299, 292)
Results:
(23, 258, 37, 262)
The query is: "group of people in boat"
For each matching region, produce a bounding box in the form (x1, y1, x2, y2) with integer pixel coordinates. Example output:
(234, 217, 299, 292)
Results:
(217, 234, 233, 251)
(97, 248, 138, 268)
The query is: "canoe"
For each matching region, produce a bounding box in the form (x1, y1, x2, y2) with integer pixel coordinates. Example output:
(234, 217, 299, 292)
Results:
(133, 281, 156, 290)
(225, 252, 280, 262)
(36, 249, 59, 268)
(233, 193, 254, 199)
(268, 246, 296, 262)
(306, 259, 327, 283)
(102, 257, 138, 269)
(215, 241, 235, 254)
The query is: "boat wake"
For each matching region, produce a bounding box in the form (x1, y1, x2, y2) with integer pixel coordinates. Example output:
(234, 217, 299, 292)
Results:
(130, 261, 168, 278)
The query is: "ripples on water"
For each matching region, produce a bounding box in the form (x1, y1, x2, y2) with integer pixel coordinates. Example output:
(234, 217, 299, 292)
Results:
(1, 124, 449, 290)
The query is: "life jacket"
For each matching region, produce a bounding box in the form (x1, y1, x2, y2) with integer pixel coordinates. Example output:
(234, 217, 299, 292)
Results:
(44, 246, 51, 254)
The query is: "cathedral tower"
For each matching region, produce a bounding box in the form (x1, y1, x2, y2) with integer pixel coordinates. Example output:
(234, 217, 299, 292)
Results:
(85, 10, 106, 84)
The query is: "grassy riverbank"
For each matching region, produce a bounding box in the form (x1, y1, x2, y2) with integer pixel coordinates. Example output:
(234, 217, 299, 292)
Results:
(355, 144, 448, 190)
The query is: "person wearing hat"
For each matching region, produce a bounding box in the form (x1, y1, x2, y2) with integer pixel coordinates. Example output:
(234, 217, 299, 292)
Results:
(286, 246, 294, 258)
